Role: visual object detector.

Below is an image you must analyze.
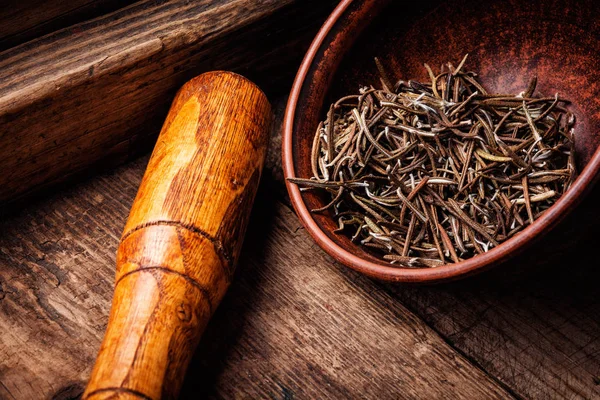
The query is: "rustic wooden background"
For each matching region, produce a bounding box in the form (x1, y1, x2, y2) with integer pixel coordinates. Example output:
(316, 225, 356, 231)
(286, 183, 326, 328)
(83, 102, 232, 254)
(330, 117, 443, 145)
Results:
(1, 1, 600, 399)
(0, 0, 336, 203)
(1, 92, 599, 399)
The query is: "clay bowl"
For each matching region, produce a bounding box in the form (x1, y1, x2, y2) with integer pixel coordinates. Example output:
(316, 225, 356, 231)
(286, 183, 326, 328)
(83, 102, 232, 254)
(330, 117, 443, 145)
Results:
(282, 0, 600, 282)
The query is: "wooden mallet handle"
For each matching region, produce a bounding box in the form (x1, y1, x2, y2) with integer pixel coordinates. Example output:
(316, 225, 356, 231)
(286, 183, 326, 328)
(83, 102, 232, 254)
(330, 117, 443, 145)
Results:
(83, 71, 271, 400)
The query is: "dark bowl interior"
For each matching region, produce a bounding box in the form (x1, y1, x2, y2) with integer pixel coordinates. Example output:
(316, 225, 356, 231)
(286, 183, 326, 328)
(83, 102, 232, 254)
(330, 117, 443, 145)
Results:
(283, 0, 600, 282)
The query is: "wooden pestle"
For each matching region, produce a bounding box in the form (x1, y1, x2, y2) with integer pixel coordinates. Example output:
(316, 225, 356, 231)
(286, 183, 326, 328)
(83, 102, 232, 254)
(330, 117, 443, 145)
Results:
(83, 71, 271, 399)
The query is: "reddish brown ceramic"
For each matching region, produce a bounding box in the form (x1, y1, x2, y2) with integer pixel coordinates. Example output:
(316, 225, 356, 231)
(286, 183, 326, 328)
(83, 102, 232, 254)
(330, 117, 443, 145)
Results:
(283, 0, 600, 282)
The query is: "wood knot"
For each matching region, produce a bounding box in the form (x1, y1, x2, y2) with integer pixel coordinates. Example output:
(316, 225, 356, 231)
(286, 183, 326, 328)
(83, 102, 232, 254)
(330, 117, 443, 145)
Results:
(230, 177, 243, 190)
(177, 302, 192, 323)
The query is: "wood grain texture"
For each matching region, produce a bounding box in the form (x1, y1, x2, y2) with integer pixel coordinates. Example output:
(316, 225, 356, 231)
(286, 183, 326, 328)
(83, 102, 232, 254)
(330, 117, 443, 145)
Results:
(0, 95, 598, 400)
(0, 161, 512, 400)
(0, 0, 136, 51)
(378, 197, 600, 400)
(84, 72, 271, 400)
(182, 182, 512, 400)
(0, 0, 335, 204)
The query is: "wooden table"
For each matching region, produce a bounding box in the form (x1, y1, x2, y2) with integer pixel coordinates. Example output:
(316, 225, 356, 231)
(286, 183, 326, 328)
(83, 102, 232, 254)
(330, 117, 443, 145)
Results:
(1, 90, 599, 399)
(1, 0, 600, 398)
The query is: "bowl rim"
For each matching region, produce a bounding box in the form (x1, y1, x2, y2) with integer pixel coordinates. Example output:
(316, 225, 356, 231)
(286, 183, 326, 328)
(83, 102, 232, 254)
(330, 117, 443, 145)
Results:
(282, 0, 600, 282)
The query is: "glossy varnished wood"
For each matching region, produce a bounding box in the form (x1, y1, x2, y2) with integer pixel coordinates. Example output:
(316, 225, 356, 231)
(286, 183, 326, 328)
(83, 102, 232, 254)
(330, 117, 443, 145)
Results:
(0, 96, 598, 399)
(83, 71, 271, 399)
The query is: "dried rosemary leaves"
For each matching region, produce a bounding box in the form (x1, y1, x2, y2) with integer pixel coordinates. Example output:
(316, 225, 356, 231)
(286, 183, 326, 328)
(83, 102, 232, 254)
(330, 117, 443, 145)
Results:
(288, 55, 577, 268)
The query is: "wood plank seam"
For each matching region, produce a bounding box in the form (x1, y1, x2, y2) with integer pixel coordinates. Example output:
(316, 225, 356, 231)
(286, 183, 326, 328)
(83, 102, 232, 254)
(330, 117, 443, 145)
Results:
(0, 0, 335, 204)
(0, 0, 139, 52)
(373, 279, 524, 400)
(265, 199, 522, 398)
(0, 0, 284, 114)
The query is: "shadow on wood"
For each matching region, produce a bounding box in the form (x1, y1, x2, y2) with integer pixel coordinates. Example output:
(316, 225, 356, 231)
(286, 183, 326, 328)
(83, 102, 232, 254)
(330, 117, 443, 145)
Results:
(377, 184, 600, 399)
(181, 177, 279, 398)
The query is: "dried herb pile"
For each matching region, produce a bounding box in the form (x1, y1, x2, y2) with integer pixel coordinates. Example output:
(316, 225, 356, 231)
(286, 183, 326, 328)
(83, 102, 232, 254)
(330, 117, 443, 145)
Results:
(289, 55, 577, 268)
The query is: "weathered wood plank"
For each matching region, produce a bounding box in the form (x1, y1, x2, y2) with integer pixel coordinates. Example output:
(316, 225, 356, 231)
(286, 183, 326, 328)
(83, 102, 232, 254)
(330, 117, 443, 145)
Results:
(0, 0, 335, 204)
(182, 181, 512, 400)
(0, 97, 512, 400)
(377, 189, 600, 400)
(262, 97, 600, 400)
(2, 91, 599, 399)
(0, 0, 136, 52)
